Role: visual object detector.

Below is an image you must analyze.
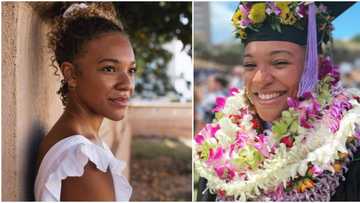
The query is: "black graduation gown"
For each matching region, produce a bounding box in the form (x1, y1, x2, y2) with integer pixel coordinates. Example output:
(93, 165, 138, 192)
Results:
(197, 150, 360, 201)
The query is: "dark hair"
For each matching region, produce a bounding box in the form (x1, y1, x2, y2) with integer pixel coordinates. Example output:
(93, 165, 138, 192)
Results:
(214, 74, 228, 89)
(47, 3, 125, 106)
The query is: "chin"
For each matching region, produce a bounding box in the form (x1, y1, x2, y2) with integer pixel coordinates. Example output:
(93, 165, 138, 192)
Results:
(258, 112, 280, 122)
(253, 97, 289, 122)
(255, 108, 282, 122)
(106, 114, 125, 121)
(104, 109, 126, 121)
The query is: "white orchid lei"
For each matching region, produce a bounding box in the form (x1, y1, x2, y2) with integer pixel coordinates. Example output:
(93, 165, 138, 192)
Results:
(194, 56, 360, 201)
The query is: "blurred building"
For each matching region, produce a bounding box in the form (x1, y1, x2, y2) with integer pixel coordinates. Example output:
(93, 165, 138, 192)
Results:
(194, 2, 210, 44)
(164, 39, 192, 102)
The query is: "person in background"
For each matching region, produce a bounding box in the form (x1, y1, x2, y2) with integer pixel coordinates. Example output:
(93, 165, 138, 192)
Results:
(229, 65, 244, 89)
(197, 74, 228, 127)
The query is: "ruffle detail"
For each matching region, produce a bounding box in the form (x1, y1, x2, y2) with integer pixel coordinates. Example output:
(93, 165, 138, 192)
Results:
(35, 135, 132, 201)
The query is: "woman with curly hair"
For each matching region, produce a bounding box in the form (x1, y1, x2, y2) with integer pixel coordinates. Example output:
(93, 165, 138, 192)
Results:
(34, 3, 134, 201)
(195, 2, 360, 201)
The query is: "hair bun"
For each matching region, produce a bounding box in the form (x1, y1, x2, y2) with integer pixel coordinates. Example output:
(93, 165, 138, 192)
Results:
(62, 3, 88, 18)
(61, 2, 123, 29)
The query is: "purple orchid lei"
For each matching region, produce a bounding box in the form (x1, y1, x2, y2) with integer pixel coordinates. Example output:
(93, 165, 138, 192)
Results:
(194, 56, 360, 201)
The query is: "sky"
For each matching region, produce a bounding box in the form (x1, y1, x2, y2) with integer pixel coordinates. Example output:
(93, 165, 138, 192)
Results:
(210, 2, 360, 44)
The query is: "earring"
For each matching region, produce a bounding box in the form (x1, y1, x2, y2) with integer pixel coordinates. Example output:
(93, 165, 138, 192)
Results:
(245, 89, 253, 104)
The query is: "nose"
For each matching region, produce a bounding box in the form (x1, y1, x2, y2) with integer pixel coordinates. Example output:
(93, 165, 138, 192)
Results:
(252, 65, 274, 86)
(114, 71, 134, 95)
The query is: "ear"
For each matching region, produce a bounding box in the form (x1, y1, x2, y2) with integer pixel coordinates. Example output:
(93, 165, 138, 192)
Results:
(60, 62, 78, 89)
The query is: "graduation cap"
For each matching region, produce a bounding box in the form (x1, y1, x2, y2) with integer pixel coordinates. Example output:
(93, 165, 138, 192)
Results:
(232, 2, 355, 96)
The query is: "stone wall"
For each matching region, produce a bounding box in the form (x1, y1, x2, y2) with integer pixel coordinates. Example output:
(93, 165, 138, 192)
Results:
(2, 3, 60, 200)
(128, 102, 192, 139)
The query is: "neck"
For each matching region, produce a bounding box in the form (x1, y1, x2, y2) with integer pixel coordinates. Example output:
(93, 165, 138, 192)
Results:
(61, 96, 103, 140)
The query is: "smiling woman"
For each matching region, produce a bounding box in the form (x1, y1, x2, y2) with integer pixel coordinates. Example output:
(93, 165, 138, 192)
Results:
(195, 2, 360, 202)
(34, 3, 133, 201)
(243, 41, 305, 122)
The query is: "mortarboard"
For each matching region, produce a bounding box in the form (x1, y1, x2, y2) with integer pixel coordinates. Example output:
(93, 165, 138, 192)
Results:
(232, 2, 355, 96)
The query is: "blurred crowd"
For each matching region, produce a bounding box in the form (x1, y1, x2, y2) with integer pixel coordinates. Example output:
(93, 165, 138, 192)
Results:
(194, 66, 244, 132)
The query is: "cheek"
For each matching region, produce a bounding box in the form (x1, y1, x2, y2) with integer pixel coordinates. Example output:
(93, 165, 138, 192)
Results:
(280, 65, 303, 97)
(243, 71, 254, 90)
(77, 75, 112, 102)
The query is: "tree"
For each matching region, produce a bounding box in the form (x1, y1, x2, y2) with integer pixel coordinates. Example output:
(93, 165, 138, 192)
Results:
(351, 34, 360, 43)
(115, 2, 192, 99)
(194, 39, 244, 69)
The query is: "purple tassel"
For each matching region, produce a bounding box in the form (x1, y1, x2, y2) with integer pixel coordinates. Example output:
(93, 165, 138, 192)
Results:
(298, 3, 319, 97)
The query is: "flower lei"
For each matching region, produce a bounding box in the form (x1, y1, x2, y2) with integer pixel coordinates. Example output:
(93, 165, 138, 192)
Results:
(231, 2, 333, 41)
(194, 56, 360, 201)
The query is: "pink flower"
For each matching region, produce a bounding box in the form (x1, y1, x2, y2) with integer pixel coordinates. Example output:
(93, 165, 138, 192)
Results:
(199, 124, 220, 138)
(194, 134, 205, 144)
(238, 4, 252, 27)
(229, 87, 240, 96)
(206, 123, 220, 137)
(296, 92, 321, 129)
(266, 2, 281, 15)
(254, 134, 270, 157)
(239, 4, 250, 16)
(212, 96, 226, 112)
(214, 165, 236, 181)
(235, 132, 247, 147)
(318, 56, 340, 84)
(301, 91, 314, 100)
(208, 147, 224, 162)
(240, 18, 252, 27)
(295, 4, 306, 18)
(287, 97, 300, 108)
(228, 132, 247, 157)
(308, 165, 323, 177)
(267, 184, 285, 200)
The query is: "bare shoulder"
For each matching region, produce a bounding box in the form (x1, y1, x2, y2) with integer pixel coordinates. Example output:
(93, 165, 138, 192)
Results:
(35, 122, 77, 170)
(60, 161, 115, 201)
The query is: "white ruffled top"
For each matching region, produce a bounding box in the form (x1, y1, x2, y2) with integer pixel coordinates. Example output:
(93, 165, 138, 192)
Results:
(34, 135, 132, 201)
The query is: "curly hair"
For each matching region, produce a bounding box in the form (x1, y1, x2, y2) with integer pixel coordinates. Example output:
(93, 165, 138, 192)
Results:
(45, 3, 125, 106)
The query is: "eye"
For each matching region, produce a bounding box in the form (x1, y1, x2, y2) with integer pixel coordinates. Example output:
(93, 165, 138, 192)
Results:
(129, 67, 137, 75)
(243, 63, 256, 71)
(102, 66, 116, 73)
(272, 60, 290, 68)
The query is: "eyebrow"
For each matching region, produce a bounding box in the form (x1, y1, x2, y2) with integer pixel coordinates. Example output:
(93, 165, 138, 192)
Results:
(270, 50, 294, 57)
(97, 58, 119, 63)
(243, 50, 294, 59)
(97, 58, 136, 66)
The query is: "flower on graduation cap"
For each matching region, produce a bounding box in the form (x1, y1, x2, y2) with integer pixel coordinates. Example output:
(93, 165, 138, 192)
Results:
(232, 2, 333, 41)
(248, 3, 266, 24)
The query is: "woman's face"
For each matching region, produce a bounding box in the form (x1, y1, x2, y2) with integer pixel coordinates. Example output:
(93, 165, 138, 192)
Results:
(243, 41, 305, 122)
(71, 32, 136, 121)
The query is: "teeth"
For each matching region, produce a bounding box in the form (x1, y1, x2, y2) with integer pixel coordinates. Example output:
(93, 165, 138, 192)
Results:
(258, 92, 281, 100)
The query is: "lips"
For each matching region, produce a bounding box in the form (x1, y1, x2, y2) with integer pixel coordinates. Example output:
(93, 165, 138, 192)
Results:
(108, 96, 129, 108)
(258, 92, 282, 100)
(253, 91, 287, 104)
